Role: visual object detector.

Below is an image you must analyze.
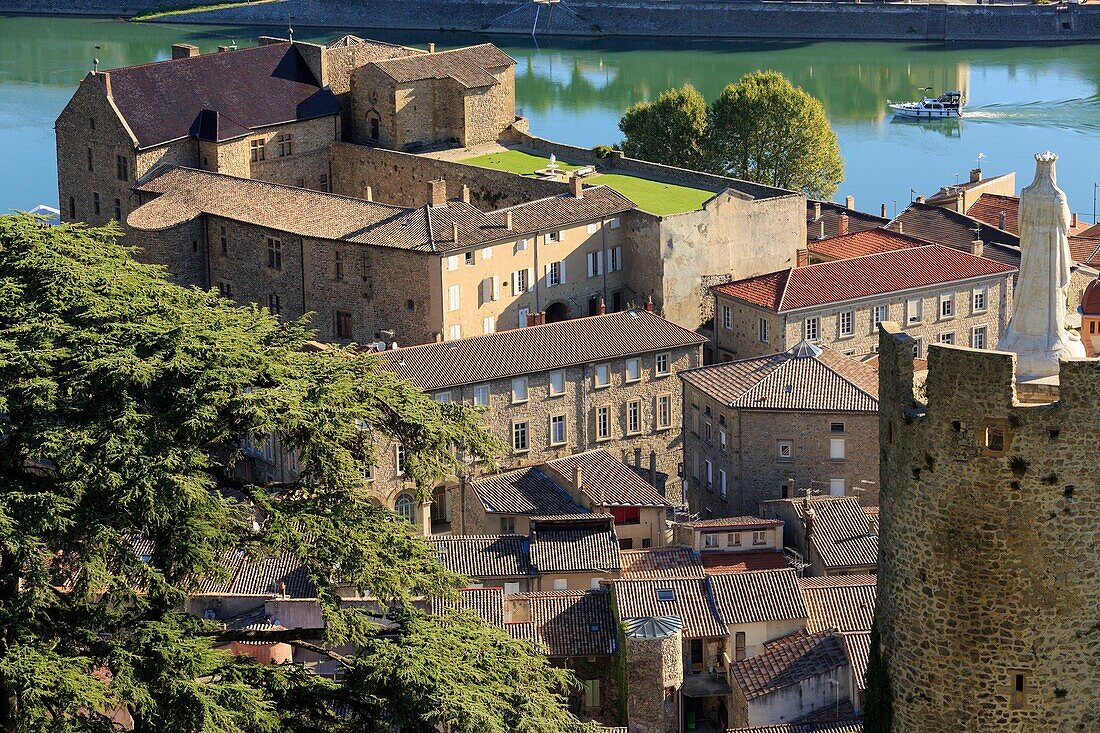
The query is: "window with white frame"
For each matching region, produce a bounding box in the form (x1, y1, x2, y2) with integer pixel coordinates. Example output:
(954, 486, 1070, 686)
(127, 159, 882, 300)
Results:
(609, 217, 621, 230)
(515, 238, 528, 252)
(448, 284, 460, 311)
(546, 230, 563, 243)
(940, 293, 955, 318)
(550, 414, 566, 445)
(546, 261, 564, 286)
(395, 444, 406, 474)
(394, 494, 415, 523)
(729, 532, 741, 546)
(473, 384, 489, 406)
(434, 391, 451, 403)
(512, 421, 529, 452)
(594, 363, 610, 388)
(722, 305, 732, 330)
(839, 310, 854, 337)
(656, 395, 672, 429)
(513, 269, 530, 295)
(972, 325, 988, 349)
(752, 530, 767, 546)
(805, 317, 820, 341)
(872, 304, 888, 330)
(906, 298, 923, 324)
(655, 352, 671, 375)
(587, 251, 603, 277)
(704, 460, 713, 488)
(626, 358, 641, 382)
(913, 338, 924, 359)
(549, 370, 566, 396)
(719, 430, 727, 451)
(608, 246, 622, 271)
(972, 286, 988, 313)
(830, 421, 845, 433)
(465, 251, 475, 266)
(504, 581, 520, 594)
(481, 276, 499, 303)
(759, 317, 770, 343)
(587, 222, 599, 235)
(512, 377, 529, 403)
(830, 437, 846, 460)
(777, 440, 793, 460)
(595, 405, 611, 440)
(553, 578, 568, 590)
(483, 316, 496, 334)
(448, 324, 461, 340)
(829, 478, 845, 496)
(939, 331, 955, 345)
(626, 400, 641, 434)
(704, 534, 718, 548)
(446, 255, 459, 271)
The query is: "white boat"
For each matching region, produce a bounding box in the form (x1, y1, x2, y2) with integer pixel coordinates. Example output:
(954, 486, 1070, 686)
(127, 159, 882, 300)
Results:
(888, 90, 964, 119)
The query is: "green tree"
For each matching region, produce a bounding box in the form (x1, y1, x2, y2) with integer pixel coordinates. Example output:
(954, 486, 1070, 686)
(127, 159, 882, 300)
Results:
(618, 84, 710, 171)
(0, 215, 589, 733)
(862, 624, 894, 733)
(710, 71, 844, 198)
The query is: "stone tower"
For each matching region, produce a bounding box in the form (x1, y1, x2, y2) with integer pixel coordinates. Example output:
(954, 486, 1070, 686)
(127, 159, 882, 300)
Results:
(874, 322, 1098, 733)
(623, 616, 683, 733)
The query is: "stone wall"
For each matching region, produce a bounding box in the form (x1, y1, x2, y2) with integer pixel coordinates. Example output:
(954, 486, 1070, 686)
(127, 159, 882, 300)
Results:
(128, 215, 206, 287)
(624, 631, 682, 733)
(875, 323, 1099, 732)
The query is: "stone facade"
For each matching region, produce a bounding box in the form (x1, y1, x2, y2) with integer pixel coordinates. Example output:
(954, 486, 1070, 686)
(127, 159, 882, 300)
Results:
(714, 273, 1015, 361)
(874, 322, 1099, 733)
(624, 630, 683, 733)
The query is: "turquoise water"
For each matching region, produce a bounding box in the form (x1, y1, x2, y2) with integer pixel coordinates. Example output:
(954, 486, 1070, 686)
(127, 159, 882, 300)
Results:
(2, 15, 1099, 219)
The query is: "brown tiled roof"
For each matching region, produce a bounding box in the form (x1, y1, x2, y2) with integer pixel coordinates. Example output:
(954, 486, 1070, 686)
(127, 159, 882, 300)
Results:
(130, 167, 632, 253)
(505, 621, 538, 643)
(546, 450, 670, 508)
(427, 535, 534, 579)
(714, 245, 1016, 313)
(839, 632, 870, 692)
(709, 569, 807, 626)
(1069, 236, 1100, 268)
(680, 342, 879, 414)
(381, 309, 705, 391)
(369, 44, 515, 88)
(1080, 222, 1100, 239)
(863, 507, 879, 534)
(806, 200, 887, 243)
(485, 188, 634, 236)
(806, 228, 927, 262)
(103, 43, 340, 149)
(613, 577, 725, 639)
(886, 202, 1020, 266)
(702, 551, 789, 574)
(620, 547, 705, 579)
(523, 590, 617, 657)
(470, 468, 585, 516)
(195, 549, 316, 598)
(965, 193, 1019, 234)
(689, 517, 783, 530)
(429, 586, 505, 627)
(730, 630, 847, 700)
(529, 516, 621, 574)
(799, 575, 876, 633)
(727, 723, 861, 733)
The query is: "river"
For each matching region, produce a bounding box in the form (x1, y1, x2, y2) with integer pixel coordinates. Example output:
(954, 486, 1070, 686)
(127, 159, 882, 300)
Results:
(2, 15, 1099, 220)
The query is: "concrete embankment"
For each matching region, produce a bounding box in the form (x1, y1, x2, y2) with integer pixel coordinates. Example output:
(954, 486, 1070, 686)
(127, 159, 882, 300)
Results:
(9, 0, 1100, 42)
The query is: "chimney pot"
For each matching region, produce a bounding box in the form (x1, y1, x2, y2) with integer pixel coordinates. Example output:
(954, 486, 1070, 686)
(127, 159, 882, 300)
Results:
(649, 450, 657, 486)
(897, 221, 904, 234)
(812, 202, 821, 220)
(956, 192, 965, 213)
(505, 210, 513, 230)
(1072, 212, 1079, 228)
(573, 465, 583, 493)
(461, 184, 470, 204)
(998, 211, 1006, 230)
(837, 213, 849, 236)
(844, 195, 854, 210)
(365, 185, 373, 202)
(645, 293, 654, 312)
(217, 45, 230, 53)
(881, 203, 888, 218)
(915, 195, 925, 204)
(634, 447, 642, 468)
(429, 179, 447, 207)
(598, 298, 606, 315)
(970, 167, 982, 183)
(428, 42, 436, 53)
(452, 222, 459, 243)
(971, 239, 984, 258)
(818, 220, 825, 240)
(172, 43, 200, 59)
(570, 174, 584, 198)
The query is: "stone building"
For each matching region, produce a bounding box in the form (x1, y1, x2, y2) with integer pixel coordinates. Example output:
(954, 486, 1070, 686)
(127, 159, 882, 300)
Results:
(759, 496, 878, 577)
(375, 309, 705, 529)
(671, 517, 788, 575)
(712, 244, 1016, 361)
(680, 342, 880, 517)
(126, 167, 633, 345)
(709, 569, 808, 662)
(874, 324, 1098, 732)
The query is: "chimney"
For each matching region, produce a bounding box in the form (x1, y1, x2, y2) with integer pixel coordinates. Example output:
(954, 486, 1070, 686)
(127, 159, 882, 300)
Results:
(817, 220, 825, 240)
(429, 178, 447, 207)
(461, 184, 470, 204)
(645, 294, 654, 312)
(598, 298, 606, 315)
(570, 174, 583, 198)
(837, 213, 849, 236)
(505, 210, 513, 230)
(649, 451, 657, 487)
(787, 478, 795, 498)
(915, 195, 925, 204)
(452, 222, 459, 243)
(998, 211, 1006, 230)
(172, 43, 200, 59)
(970, 167, 982, 183)
(572, 465, 583, 493)
(955, 192, 965, 213)
(428, 42, 436, 53)
(1072, 212, 1079, 228)
(881, 203, 888, 218)
(634, 447, 642, 468)
(971, 239, 984, 258)
(844, 195, 854, 210)
(897, 221, 904, 234)
(365, 186, 373, 202)
(812, 202, 821, 220)
(803, 504, 815, 547)
(217, 45, 230, 53)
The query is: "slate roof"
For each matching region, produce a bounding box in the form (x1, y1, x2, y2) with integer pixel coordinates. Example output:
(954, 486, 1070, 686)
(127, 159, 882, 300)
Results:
(620, 547, 705, 579)
(806, 228, 927, 262)
(196, 549, 316, 598)
(130, 167, 633, 253)
(702, 550, 790, 575)
(529, 517, 621, 574)
(369, 44, 515, 88)
(799, 575, 877, 633)
(714, 245, 1016, 313)
(886, 202, 1021, 266)
(840, 632, 871, 693)
(428, 535, 534, 579)
(729, 630, 848, 700)
(470, 467, 586, 516)
(708, 569, 807, 626)
(806, 200, 887, 243)
(546, 450, 670, 508)
(518, 590, 618, 657)
(428, 586, 505, 627)
(613, 577, 725, 639)
(382, 309, 705, 391)
(103, 43, 340, 149)
(680, 342, 878, 414)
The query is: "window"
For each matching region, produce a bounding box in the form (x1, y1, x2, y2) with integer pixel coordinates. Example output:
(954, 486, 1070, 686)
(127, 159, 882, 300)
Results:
(448, 284, 460, 311)
(906, 298, 923, 324)
(735, 632, 747, 662)
(704, 422, 712, 442)
(830, 421, 845, 433)
(939, 331, 955, 345)
(830, 437, 846, 460)
(518, 308, 530, 328)
(839, 310, 854, 337)
(982, 419, 1008, 454)
(513, 269, 530, 294)
(504, 581, 520, 594)
(872, 304, 888, 330)
(446, 255, 459, 271)
(515, 238, 528, 252)
(595, 405, 611, 440)
(972, 326, 988, 349)
(250, 139, 265, 162)
(594, 363, 610, 388)
(656, 395, 672, 429)
(482, 246, 492, 260)
(549, 370, 566, 396)
(583, 680, 600, 709)
(704, 460, 713, 488)
(972, 286, 988, 313)
(656, 589, 675, 602)
(335, 310, 353, 340)
(465, 251, 475, 266)
(512, 421, 529, 452)
(655, 352, 670, 375)
(473, 384, 489, 406)
(433, 391, 452, 403)
(913, 338, 924, 359)
(719, 430, 727, 451)
(626, 400, 641, 434)
(546, 230, 563, 243)
(804, 317, 820, 341)
(334, 251, 344, 281)
(609, 217, 621, 230)
(625, 358, 641, 382)
(500, 516, 516, 534)
(93, 192, 100, 216)
(295, 178, 305, 189)
(449, 324, 462, 340)
(114, 197, 122, 221)
(394, 494, 415, 523)
(830, 478, 845, 496)
(276, 133, 293, 157)
(360, 462, 373, 482)
(89, 117, 95, 131)
(722, 305, 732, 330)
(86, 147, 93, 172)
(587, 250, 603, 277)
(483, 316, 496, 334)
(266, 237, 282, 270)
(752, 530, 767, 546)
(704, 534, 718, 548)
(608, 246, 622, 271)
(587, 222, 599, 235)
(546, 261, 564, 287)
(219, 225, 228, 255)
(729, 532, 741, 547)
(267, 293, 281, 315)
(481, 276, 500, 303)
(114, 154, 129, 181)
(760, 317, 770, 342)
(550, 414, 566, 445)
(777, 440, 793, 460)
(319, 174, 330, 193)
(719, 469, 727, 498)
(395, 444, 406, 474)
(512, 377, 529, 403)
(553, 578, 568, 591)
(940, 293, 955, 318)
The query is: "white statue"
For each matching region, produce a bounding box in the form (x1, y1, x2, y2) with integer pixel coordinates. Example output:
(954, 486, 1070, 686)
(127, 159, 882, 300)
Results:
(997, 152, 1085, 379)
(548, 153, 558, 172)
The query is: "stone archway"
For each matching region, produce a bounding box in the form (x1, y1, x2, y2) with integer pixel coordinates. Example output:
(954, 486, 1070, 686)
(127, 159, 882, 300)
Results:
(545, 301, 569, 323)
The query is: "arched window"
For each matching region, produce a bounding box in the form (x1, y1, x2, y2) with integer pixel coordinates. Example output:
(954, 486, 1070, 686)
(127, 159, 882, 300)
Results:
(394, 494, 415, 524)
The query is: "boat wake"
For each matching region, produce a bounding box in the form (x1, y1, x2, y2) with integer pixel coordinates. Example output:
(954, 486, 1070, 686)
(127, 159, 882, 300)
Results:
(962, 95, 1100, 131)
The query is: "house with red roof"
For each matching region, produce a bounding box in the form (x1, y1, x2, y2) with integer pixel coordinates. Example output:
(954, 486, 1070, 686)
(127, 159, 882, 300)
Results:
(712, 244, 1016, 361)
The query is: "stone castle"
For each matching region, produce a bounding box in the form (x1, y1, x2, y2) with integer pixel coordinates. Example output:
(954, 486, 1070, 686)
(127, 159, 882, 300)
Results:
(874, 323, 1098, 733)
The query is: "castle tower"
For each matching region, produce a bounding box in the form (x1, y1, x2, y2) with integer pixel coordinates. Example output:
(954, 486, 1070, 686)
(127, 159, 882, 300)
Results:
(623, 616, 683, 733)
(873, 323, 1098, 733)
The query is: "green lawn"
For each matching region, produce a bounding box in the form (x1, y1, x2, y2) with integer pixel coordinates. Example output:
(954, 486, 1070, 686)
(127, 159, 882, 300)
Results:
(460, 149, 715, 217)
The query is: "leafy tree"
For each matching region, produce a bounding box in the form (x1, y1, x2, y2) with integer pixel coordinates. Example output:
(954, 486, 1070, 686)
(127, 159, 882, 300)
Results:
(862, 623, 894, 733)
(0, 215, 589, 733)
(618, 84, 710, 171)
(710, 71, 844, 198)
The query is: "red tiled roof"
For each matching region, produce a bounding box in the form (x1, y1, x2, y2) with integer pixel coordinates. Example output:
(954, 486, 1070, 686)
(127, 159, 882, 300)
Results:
(806, 228, 927, 262)
(714, 245, 1016, 313)
(702, 550, 789, 574)
(620, 547, 705, 580)
(965, 193, 1019, 234)
(1080, 222, 1100, 239)
(1069, 236, 1100, 268)
(730, 630, 847, 700)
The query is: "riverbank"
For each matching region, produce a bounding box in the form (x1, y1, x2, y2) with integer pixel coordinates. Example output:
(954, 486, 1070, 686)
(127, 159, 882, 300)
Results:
(8, 0, 1100, 42)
